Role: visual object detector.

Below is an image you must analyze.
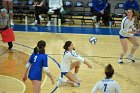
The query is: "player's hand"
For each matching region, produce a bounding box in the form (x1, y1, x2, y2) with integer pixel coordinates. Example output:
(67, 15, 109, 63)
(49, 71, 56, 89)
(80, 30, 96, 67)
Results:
(51, 79, 55, 85)
(23, 75, 27, 82)
(87, 64, 92, 69)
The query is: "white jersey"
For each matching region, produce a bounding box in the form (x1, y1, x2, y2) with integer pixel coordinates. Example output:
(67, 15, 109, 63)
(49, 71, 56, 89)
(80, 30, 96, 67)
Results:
(119, 16, 135, 37)
(91, 79, 121, 93)
(60, 50, 84, 72)
(49, 0, 63, 9)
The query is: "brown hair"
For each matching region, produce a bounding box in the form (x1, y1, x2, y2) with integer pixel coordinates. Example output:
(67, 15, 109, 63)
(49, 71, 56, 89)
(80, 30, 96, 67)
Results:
(127, 9, 140, 29)
(105, 64, 114, 79)
(34, 40, 46, 54)
(63, 41, 72, 51)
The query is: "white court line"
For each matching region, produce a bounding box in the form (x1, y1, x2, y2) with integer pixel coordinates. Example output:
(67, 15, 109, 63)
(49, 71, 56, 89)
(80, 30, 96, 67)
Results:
(0, 75, 26, 93)
(41, 75, 47, 88)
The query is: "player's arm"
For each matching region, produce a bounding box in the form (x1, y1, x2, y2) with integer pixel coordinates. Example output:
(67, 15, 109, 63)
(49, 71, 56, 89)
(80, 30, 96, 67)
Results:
(23, 54, 34, 82)
(91, 82, 99, 93)
(23, 62, 31, 82)
(43, 55, 55, 85)
(69, 51, 92, 68)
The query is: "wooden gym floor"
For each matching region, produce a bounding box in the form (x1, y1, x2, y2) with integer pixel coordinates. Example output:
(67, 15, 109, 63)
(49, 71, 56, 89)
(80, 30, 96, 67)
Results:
(0, 30, 140, 93)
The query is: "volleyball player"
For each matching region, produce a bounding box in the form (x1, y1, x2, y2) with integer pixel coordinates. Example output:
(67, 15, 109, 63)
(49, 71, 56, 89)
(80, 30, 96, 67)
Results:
(2, 0, 14, 25)
(91, 64, 121, 93)
(118, 9, 139, 64)
(23, 40, 54, 93)
(56, 41, 92, 87)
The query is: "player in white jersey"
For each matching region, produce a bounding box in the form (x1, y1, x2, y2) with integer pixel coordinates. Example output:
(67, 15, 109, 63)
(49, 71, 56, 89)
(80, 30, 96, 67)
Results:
(2, 0, 14, 25)
(118, 9, 139, 64)
(91, 64, 121, 93)
(57, 41, 92, 87)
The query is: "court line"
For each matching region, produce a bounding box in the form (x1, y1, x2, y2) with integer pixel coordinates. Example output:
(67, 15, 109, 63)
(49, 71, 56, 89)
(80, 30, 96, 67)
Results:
(0, 50, 8, 56)
(0, 75, 26, 93)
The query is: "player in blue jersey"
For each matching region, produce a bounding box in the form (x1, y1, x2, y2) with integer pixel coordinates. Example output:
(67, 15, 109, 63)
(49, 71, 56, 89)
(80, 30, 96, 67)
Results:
(23, 40, 54, 93)
(91, 64, 121, 93)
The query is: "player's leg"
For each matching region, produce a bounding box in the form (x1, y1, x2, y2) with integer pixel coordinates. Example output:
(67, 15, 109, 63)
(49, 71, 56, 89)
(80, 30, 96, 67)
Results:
(7, 42, 13, 49)
(70, 61, 81, 78)
(32, 80, 41, 93)
(65, 72, 80, 87)
(127, 37, 139, 62)
(118, 38, 128, 63)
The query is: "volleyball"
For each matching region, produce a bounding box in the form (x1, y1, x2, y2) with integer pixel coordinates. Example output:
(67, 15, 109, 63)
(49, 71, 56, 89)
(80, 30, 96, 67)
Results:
(89, 37, 97, 45)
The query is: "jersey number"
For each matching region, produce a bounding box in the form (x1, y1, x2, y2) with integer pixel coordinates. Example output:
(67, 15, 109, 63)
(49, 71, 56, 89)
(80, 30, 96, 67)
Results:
(34, 56, 37, 62)
(104, 84, 107, 92)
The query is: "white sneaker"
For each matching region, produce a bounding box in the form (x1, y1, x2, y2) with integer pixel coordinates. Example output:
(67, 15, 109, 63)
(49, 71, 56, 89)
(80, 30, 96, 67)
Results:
(92, 16, 97, 21)
(118, 58, 123, 64)
(46, 21, 51, 26)
(10, 19, 14, 26)
(31, 20, 37, 25)
(39, 15, 43, 21)
(94, 22, 99, 28)
(128, 54, 135, 62)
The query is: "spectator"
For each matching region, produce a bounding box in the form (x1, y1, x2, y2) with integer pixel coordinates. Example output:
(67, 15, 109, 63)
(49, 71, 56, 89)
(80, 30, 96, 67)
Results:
(31, 0, 49, 25)
(2, 0, 14, 26)
(124, 0, 139, 12)
(91, 0, 111, 27)
(46, 0, 63, 26)
(123, 0, 139, 17)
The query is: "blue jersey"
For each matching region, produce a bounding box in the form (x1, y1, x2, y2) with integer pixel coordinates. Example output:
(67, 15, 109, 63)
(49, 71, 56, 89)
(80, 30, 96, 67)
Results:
(92, 0, 106, 12)
(124, 0, 139, 12)
(28, 53, 48, 81)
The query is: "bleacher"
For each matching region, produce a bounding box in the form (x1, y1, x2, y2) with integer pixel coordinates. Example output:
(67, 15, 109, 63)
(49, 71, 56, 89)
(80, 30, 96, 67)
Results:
(1, 0, 140, 26)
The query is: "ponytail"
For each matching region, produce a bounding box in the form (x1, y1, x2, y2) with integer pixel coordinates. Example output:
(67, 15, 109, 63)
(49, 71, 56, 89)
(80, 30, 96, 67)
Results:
(33, 40, 46, 54)
(34, 47, 39, 54)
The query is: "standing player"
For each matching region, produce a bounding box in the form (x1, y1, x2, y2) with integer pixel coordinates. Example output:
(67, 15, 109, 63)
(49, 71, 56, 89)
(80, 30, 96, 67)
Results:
(23, 40, 54, 93)
(56, 41, 92, 87)
(91, 64, 121, 93)
(118, 9, 139, 64)
(2, 0, 14, 25)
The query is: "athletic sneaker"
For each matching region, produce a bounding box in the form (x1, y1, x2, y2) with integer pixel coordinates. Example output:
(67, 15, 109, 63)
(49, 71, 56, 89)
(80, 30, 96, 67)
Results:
(94, 22, 99, 28)
(31, 20, 37, 25)
(39, 15, 44, 21)
(46, 21, 51, 26)
(128, 54, 135, 62)
(92, 16, 97, 21)
(10, 19, 14, 26)
(56, 77, 66, 87)
(118, 58, 123, 64)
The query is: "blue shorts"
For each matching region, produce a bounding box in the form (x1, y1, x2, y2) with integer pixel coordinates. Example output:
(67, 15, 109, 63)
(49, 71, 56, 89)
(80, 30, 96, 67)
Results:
(28, 67, 42, 81)
(61, 72, 68, 78)
(119, 34, 129, 39)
